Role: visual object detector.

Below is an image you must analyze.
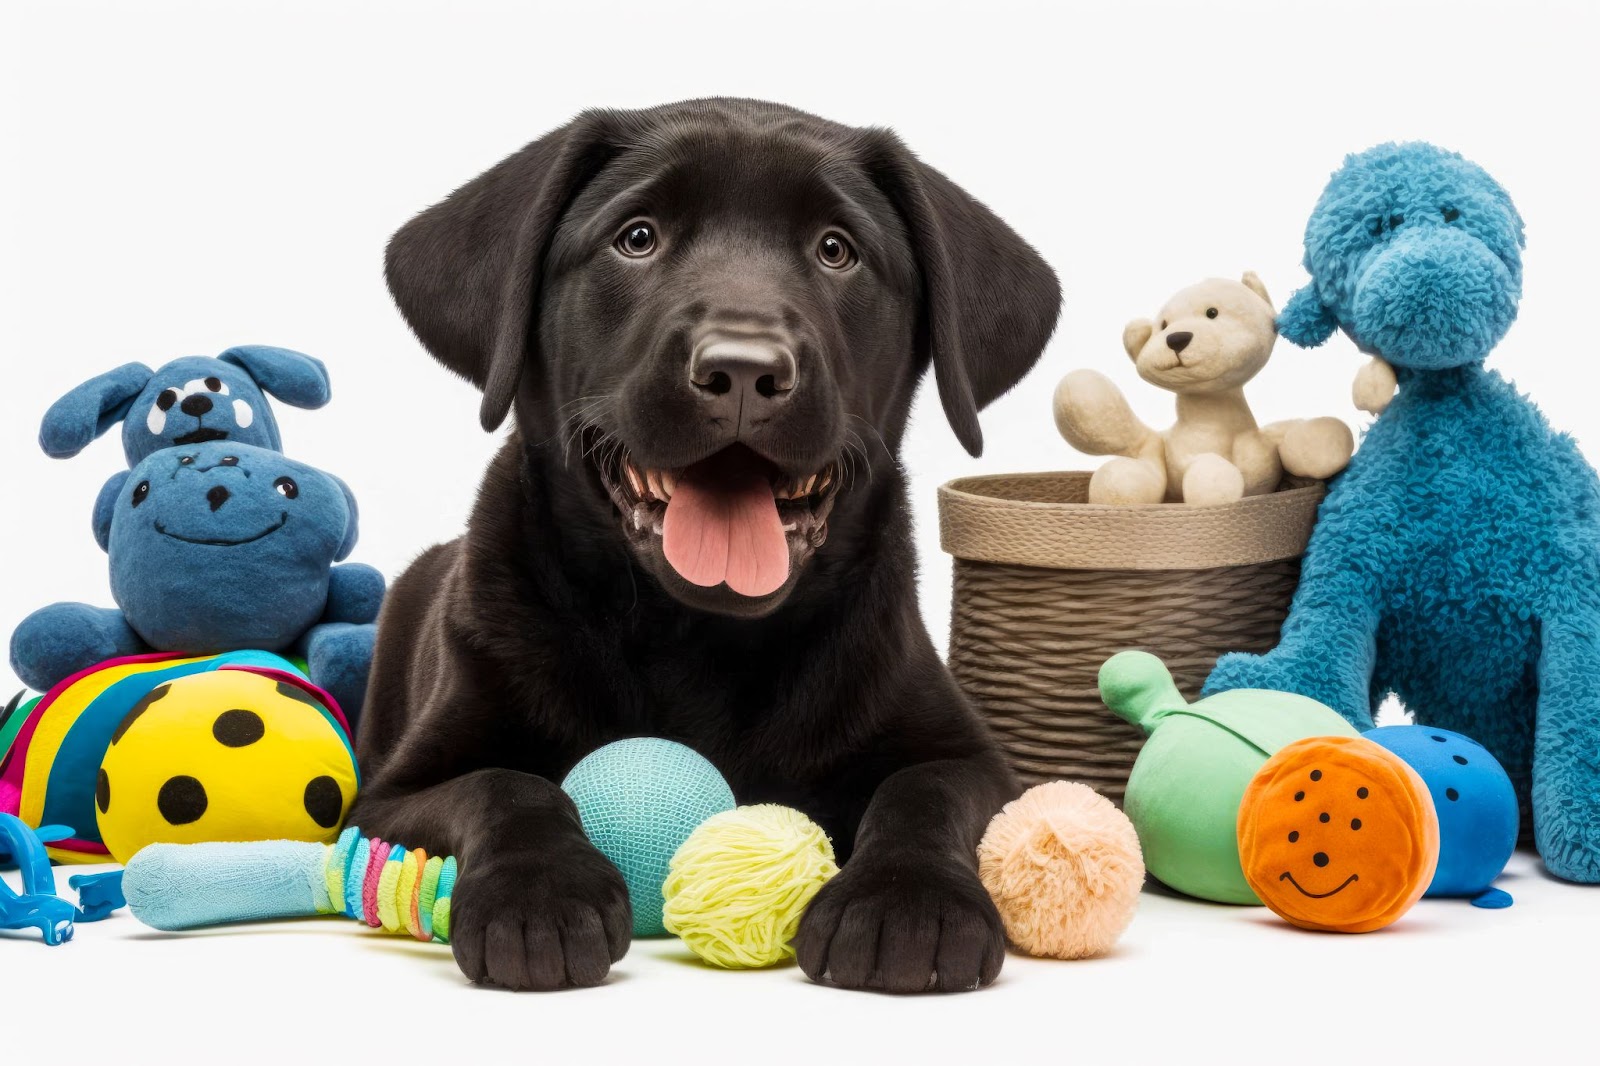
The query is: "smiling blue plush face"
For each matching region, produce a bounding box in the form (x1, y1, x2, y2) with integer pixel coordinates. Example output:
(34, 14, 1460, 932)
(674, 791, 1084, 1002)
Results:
(102, 442, 357, 653)
(1303, 142, 1525, 370)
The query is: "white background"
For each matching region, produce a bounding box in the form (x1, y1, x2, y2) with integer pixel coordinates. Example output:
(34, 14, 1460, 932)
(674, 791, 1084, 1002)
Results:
(3, 2, 1597, 1063)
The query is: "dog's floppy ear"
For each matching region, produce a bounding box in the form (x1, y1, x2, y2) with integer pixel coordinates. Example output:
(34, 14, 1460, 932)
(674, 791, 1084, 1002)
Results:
(385, 111, 628, 433)
(1279, 285, 1340, 347)
(861, 131, 1062, 456)
(93, 470, 129, 552)
(218, 345, 331, 409)
(40, 363, 153, 459)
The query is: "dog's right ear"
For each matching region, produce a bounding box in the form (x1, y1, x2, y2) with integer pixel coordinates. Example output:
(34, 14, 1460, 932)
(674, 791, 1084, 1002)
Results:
(385, 111, 628, 433)
(40, 363, 153, 459)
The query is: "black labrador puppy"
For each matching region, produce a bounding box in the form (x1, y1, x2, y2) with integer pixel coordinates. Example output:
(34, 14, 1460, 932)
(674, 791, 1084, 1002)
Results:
(355, 98, 1060, 993)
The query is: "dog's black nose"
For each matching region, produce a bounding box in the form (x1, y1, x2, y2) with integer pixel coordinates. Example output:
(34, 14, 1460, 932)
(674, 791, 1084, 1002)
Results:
(181, 394, 214, 417)
(1166, 331, 1193, 354)
(689, 334, 796, 419)
(206, 485, 230, 512)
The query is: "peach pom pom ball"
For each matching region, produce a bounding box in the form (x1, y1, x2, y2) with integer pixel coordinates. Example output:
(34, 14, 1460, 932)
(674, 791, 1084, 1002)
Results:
(977, 781, 1144, 959)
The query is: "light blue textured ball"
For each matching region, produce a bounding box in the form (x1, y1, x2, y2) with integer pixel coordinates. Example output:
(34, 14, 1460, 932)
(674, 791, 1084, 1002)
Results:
(561, 738, 736, 936)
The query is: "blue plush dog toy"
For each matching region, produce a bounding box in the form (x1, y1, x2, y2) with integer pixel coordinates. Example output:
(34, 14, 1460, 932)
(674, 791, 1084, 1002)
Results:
(38, 345, 330, 465)
(1206, 142, 1600, 883)
(10, 442, 383, 721)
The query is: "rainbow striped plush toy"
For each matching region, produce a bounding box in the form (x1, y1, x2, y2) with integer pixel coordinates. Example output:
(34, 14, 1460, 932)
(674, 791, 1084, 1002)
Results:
(124, 825, 457, 942)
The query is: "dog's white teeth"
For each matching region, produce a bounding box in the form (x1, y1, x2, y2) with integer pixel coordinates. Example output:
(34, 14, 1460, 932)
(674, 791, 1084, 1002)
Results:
(800, 474, 817, 496)
(624, 463, 645, 498)
(783, 520, 798, 532)
(659, 471, 676, 499)
(646, 470, 665, 500)
(816, 469, 832, 492)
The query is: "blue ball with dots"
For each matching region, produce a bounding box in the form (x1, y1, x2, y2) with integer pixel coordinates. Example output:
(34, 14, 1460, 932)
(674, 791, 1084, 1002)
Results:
(560, 738, 736, 936)
(1363, 725, 1518, 907)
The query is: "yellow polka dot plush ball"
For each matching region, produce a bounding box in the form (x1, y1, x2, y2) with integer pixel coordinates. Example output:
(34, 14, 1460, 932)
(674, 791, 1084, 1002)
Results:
(94, 669, 358, 863)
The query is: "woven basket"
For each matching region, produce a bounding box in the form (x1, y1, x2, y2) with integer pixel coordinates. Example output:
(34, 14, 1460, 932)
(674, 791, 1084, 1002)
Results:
(939, 471, 1325, 806)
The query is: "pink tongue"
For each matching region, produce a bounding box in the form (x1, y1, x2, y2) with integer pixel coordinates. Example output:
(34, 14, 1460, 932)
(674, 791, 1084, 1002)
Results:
(661, 451, 791, 597)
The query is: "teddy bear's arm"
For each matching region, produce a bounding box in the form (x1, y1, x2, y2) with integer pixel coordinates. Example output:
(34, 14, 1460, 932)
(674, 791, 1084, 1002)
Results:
(9, 603, 148, 692)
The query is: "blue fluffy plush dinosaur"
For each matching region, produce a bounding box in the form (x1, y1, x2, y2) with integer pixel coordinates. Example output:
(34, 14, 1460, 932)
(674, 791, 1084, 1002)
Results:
(38, 345, 331, 466)
(1205, 142, 1600, 883)
(10, 442, 383, 721)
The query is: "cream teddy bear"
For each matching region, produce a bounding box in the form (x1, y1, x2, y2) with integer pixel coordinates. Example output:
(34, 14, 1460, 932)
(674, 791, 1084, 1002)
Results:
(1053, 273, 1354, 506)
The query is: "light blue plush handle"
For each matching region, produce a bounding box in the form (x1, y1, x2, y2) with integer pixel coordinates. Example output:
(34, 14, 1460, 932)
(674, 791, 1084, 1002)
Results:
(124, 839, 333, 931)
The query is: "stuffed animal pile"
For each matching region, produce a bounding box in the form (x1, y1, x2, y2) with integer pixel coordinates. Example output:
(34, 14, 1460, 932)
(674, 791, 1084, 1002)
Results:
(1205, 142, 1600, 884)
(4, 345, 379, 871)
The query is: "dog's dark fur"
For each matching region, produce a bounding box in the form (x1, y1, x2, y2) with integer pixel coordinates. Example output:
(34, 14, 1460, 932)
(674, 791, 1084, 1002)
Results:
(354, 98, 1061, 992)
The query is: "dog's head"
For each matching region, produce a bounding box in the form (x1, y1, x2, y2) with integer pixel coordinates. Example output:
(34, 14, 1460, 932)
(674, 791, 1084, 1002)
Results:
(1279, 142, 1524, 371)
(96, 441, 359, 649)
(1122, 273, 1276, 394)
(40, 346, 332, 466)
(386, 98, 1060, 616)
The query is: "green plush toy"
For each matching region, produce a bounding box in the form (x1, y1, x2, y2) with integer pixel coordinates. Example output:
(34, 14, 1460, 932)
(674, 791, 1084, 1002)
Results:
(1099, 651, 1360, 904)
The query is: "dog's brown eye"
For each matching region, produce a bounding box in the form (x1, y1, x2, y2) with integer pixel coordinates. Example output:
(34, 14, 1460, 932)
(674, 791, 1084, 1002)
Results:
(817, 232, 856, 270)
(1206, 307, 1218, 319)
(273, 476, 299, 500)
(616, 221, 657, 258)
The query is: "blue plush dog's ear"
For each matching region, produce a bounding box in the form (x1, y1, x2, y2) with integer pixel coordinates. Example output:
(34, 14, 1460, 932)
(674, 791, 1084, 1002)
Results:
(332, 475, 360, 561)
(93, 471, 130, 552)
(218, 346, 332, 409)
(39, 363, 154, 459)
(1278, 286, 1341, 348)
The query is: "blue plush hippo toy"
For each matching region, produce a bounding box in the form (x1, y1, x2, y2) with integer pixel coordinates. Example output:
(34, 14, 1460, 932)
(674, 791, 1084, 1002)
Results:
(10, 442, 383, 721)
(38, 345, 330, 466)
(1206, 142, 1600, 883)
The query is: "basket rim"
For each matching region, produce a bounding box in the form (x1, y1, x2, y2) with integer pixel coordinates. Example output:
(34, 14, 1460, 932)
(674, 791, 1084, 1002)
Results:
(938, 469, 1325, 570)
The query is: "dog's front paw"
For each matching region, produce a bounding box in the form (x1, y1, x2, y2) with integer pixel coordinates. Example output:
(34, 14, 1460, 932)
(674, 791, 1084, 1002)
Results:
(795, 854, 1004, 993)
(449, 846, 631, 991)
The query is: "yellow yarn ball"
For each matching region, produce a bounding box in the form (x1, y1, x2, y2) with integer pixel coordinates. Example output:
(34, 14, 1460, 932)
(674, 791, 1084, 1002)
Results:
(662, 804, 838, 969)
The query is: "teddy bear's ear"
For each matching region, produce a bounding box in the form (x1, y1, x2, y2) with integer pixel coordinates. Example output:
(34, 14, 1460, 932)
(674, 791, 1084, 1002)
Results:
(330, 474, 360, 562)
(1278, 286, 1341, 348)
(1122, 319, 1154, 360)
(93, 470, 130, 552)
(1241, 272, 1273, 309)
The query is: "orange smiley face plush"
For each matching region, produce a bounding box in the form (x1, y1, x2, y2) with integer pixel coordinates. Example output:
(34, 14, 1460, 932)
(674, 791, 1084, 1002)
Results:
(1238, 735, 1439, 933)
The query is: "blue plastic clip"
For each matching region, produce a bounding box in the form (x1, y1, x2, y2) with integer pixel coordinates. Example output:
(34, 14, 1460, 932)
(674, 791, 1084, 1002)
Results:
(0, 814, 125, 945)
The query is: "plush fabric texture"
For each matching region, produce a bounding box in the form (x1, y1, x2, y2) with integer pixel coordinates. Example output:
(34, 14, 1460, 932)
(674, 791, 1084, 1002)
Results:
(662, 804, 838, 969)
(1100, 651, 1358, 904)
(976, 781, 1143, 960)
(124, 826, 456, 942)
(1238, 735, 1438, 934)
(95, 667, 358, 863)
(9, 441, 382, 719)
(1053, 274, 1354, 505)
(1364, 725, 1518, 903)
(1205, 142, 1600, 883)
(561, 738, 737, 937)
(38, 346, 331, 466)
(0, 650, 332, 862)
